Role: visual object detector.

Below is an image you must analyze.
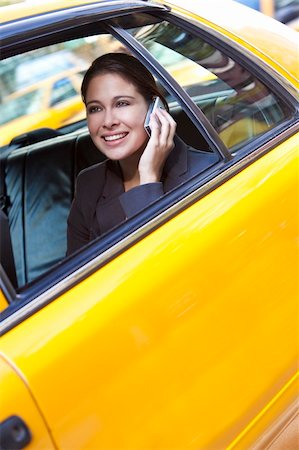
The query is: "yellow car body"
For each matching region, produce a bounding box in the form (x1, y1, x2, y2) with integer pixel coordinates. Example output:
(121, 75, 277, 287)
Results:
(0, 0, 298, 449)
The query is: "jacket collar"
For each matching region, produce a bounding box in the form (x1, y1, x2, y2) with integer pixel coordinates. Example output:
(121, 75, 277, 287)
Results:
(161, 135, 188, 192)
(93, 135, 189, 235)
(101, 159, 124, 200)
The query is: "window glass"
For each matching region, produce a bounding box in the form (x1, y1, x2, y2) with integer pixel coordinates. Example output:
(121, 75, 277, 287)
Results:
(0, 89, 43, 126)
(0, 35, 122, 147)
(128, 21, 292, 151)
(50, 78, 78, 106)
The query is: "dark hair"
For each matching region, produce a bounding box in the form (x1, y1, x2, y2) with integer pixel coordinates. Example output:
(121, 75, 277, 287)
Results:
(81, 52, 169, 111)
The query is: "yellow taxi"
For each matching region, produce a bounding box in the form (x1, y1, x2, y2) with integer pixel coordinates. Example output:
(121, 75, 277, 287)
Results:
(0, 0, 298, 449)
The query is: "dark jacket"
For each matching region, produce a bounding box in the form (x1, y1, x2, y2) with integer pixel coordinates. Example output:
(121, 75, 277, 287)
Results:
(67, 136, 219, 255)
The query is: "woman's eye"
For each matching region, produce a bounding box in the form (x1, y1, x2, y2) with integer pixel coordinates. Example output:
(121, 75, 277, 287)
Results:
(116, 101, 129, 107)
(88, 105, 102, 114)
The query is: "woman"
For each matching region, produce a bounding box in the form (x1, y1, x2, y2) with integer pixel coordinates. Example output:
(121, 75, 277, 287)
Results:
(67, 53, 218, 254)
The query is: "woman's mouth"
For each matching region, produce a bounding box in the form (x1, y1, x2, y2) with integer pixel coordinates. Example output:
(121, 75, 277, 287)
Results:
(102, 132, 128, 142)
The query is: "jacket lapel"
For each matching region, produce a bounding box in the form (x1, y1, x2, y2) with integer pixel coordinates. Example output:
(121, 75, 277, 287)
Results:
(95, 160, 126, 235)
(162, 135, 188, 191)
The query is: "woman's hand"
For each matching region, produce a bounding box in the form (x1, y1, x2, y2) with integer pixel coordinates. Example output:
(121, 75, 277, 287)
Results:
(138, 108, 176, 184)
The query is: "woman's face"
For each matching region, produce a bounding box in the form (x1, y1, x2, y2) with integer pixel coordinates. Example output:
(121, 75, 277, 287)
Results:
(85, 73, 149, 161)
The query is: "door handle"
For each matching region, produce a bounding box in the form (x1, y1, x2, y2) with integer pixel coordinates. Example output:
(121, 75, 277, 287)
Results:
(0, 415, 31, 450)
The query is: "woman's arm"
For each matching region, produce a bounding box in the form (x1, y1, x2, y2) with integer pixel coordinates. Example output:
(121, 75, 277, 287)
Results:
(119, 182, 164, 218)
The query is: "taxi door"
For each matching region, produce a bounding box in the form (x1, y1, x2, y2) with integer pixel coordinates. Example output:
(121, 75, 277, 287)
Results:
(0, 354, 56, 449)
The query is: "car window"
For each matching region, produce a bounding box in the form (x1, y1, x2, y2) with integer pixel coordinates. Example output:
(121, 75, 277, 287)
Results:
(128, 21, 292, 152)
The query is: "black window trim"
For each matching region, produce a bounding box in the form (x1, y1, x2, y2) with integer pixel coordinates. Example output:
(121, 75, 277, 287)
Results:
(0, 0, 170, 59)
(0, 156, 224, 333)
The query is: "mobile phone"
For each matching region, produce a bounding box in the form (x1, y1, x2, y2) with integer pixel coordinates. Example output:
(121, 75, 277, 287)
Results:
(144, 97, 165, 136)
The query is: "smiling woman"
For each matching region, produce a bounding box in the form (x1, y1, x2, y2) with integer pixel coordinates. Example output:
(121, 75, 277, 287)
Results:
(67, 52, 218, 254)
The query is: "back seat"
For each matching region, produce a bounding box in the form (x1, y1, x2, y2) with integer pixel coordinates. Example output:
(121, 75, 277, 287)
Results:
(2, 129, 105, 287)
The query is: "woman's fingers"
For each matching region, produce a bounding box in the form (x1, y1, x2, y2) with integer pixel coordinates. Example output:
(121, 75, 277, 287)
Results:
(138, 108, 177, 184)
(155, 109, 170, 145)
(152, 108, 176, 149)
(148, 112, 161, 139)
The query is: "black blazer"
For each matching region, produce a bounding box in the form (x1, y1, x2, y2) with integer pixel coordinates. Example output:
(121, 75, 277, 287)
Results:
(67, 136, 219, 254)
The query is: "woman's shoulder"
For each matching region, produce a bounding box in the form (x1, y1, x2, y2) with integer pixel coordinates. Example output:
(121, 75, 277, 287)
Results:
(77, 160, 108, 181)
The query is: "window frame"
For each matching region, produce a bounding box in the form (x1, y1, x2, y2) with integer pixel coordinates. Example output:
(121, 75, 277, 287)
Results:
(0, 1, 170, 58)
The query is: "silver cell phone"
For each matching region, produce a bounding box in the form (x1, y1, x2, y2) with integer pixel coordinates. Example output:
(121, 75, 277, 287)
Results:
(144, 97, 165, 136)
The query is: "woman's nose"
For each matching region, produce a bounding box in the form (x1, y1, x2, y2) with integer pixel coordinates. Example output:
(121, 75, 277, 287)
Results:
(103, 108, 118, 128)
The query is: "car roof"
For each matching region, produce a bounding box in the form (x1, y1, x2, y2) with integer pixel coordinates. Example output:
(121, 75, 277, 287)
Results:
(1, 0, 298, 84)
